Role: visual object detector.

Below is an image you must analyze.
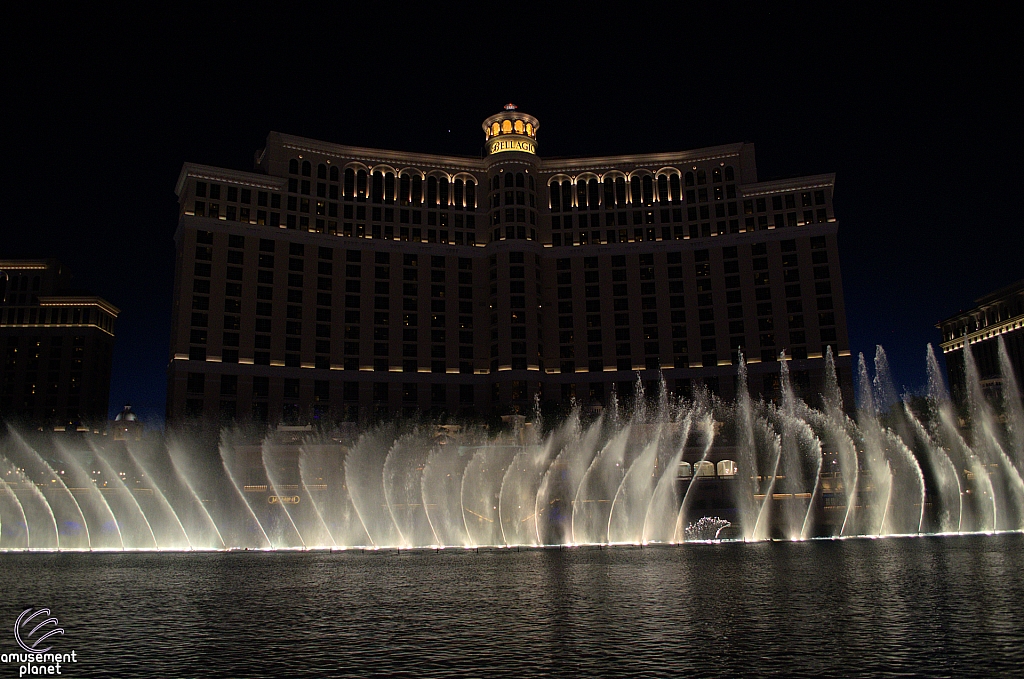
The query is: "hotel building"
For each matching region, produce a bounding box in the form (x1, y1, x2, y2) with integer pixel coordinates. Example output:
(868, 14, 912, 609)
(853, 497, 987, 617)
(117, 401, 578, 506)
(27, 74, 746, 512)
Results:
(938, 279, 1024, 402)
(0, 259, 119, 429)
(166, 106, 851, 425)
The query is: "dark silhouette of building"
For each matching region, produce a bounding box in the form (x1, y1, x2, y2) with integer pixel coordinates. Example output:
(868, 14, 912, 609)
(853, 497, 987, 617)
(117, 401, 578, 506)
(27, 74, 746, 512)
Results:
(0, 259, 119, 430)
(166, 106, 851, 426)
(938, 279, 1024, 403)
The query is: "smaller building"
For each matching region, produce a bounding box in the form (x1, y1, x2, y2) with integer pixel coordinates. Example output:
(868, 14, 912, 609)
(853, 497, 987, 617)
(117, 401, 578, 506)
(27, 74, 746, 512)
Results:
(937, 279, 1024, 403)
(0, 259, 120, 430)
(111, 403, 144, 441)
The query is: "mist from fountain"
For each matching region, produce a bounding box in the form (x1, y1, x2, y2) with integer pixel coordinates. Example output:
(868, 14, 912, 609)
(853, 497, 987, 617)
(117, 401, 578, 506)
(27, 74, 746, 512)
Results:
(2, 343, 1024, 550)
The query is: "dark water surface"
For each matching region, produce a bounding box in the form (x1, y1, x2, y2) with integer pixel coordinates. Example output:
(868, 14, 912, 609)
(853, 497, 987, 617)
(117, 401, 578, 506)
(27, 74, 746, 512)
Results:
(1, 534, 1022, 678)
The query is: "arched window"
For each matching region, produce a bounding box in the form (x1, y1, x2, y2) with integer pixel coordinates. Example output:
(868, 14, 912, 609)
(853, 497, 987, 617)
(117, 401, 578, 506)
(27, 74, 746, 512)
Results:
(561, 182, 572, 211)
(427, 177, 437, 206)
(344, 169, 355, 197)
(454, 179, 464, 208)
(670, 175, 682, 204)
(439, 177, 449, 206)
(356, 170, 367, 198)
(685, 171, 695, 187)
(577, 181, 588, 209)
(514, 120, 524, 134)
(515, 172, 524, 188)
(696, 169, 706, 185)
(615, 177, 627, 206)
(630, 177, 642, 204)
(289, 159, 299, 174)
(526, 122, 533, 136)
(550, 182, 561, 211)
(466, 180, 476, 209)
(501, 120, 512, 133)
(604, 177, 615, 207)
(712, 167, 722, 183)
(412, 176, 423, 204)
(588, 178, 600, 208)
(318, 163, 327, 179)
(301, 160, 312, 177)
(491, 122, 500, 137)
(330, 166, 339, 182)
(371, 171, 383, 203)
(642, 175, 654, 204)
(724, 165, 735, 181)
(384, 173, 395, 203)
(399, 175, 410, 206)
(657, 175, 669, 203)
(504, 173, 514, 188)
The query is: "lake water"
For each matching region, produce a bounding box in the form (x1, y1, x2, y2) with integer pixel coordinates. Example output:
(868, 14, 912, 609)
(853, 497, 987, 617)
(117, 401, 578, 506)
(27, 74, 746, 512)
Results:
(2, 534, 1022, 678)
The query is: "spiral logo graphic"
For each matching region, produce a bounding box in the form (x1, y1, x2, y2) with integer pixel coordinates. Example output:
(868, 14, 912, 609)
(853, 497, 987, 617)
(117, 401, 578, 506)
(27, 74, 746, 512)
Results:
(14, 608, 64, 653)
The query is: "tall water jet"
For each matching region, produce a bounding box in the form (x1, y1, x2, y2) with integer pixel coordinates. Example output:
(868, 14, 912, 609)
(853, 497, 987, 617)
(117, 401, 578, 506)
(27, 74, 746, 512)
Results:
(50, 439, 124, 550)
(751, 421, 782, 541)
(460, 442, 518, 546)
(771, 356, 817, 539)
(4, 430, 90, 549)
(421, 434, 473, 547)
(675, 402, 716, 542)
(607, 421, 664, 544)
(572, 425, 631, 544)
(118, 438, 193, 549)
(86, 441, 158, 549)
(902, 401, 960, 533)
(856, 353, 893, 536)
(298, 441, 368, 547)
(535, 411, 602, 545)
(344, 424, 405, 547)
(964, 343, 1024, 530)
(733, 352, 760, 539)
(820, 346, 860, 536)
(0, 464, 36, 548)
(642, 411, 693, 543)
(998, 336, 1024, 474)
(873, 347, 927, 535)
(382, 429, 438, 547)
(259, 436, 315, 548)
(498, 422, 562, 546)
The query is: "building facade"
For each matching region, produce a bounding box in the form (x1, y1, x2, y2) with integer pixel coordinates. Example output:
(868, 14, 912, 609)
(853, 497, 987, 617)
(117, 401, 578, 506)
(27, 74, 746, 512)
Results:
(938, 279, 1024, 403)
(0, 259, 119, 429)
(166, 106, 851, 426)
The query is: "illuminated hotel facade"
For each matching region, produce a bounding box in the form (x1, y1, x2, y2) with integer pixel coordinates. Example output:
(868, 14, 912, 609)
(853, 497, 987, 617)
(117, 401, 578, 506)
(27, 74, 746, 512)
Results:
(166, 105, 851, 425)
(0, 259, 119, 429)
(938, 279, 1024, 402)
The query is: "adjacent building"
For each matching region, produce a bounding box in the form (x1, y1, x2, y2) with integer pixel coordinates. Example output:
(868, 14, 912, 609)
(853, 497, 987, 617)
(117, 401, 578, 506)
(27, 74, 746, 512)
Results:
(938, 279, 1024, 402)
(166, 105, 851, 426)
(0, 259, 119, 429)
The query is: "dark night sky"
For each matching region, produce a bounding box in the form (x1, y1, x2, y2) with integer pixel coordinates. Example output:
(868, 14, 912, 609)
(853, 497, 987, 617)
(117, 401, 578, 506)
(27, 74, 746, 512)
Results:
(3, 5, 1020, 426)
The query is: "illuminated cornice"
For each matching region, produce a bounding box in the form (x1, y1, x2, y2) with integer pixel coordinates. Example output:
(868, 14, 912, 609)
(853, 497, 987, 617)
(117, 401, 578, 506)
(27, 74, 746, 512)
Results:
(38, 296, 120, 316)
(175, 163, 286, 196)
(271, 132, 486, 174)
(538, 144, 745, 174)
(940, 314, 1024, 354)
(739, 174, 836, 197)
(0, 261, 49, 270)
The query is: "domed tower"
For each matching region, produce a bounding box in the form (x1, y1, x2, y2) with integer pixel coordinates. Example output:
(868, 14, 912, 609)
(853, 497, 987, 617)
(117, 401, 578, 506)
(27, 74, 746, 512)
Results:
(481, 105, 543, 412)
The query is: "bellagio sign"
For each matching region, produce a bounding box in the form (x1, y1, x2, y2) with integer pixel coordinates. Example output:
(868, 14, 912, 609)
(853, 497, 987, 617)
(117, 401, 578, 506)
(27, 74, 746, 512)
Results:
(488, 135, 536, 155)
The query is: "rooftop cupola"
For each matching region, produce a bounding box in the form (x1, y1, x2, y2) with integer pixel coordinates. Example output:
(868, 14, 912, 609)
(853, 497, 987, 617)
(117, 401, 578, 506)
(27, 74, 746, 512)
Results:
(482, 103, 539, 156)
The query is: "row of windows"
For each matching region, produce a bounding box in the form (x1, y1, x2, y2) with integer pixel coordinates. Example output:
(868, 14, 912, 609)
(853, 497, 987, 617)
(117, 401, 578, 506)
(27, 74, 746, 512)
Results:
(547, 167, 738, 211)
